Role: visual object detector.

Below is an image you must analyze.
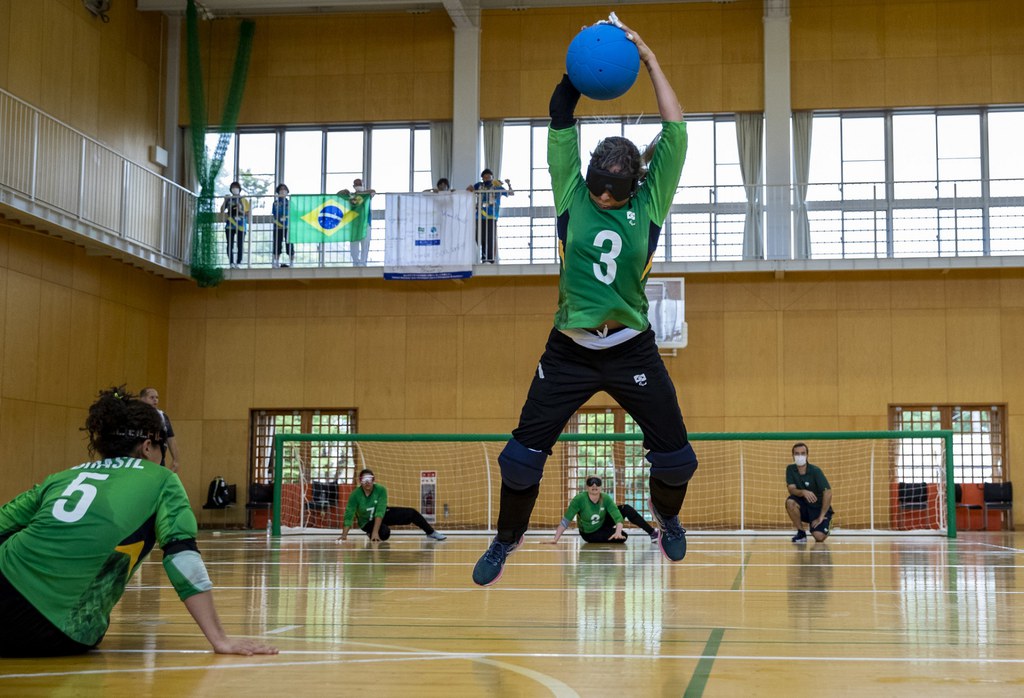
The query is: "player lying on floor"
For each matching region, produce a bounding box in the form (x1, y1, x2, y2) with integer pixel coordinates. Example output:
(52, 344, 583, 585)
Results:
(337, 469, 447, 542)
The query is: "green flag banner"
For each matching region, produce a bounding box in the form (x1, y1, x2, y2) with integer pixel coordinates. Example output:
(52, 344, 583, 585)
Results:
(290, 193, 373, 243)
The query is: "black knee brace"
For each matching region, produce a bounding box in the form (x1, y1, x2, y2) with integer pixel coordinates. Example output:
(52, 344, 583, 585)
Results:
(647, 443, 698, 486)
(498, 439, 547, 490)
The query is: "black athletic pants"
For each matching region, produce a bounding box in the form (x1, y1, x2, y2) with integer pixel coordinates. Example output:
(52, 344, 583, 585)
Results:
(0, 571, 97, 657)
(273, 227, 294, 259)
(497, 328, 692, 542)
(360, 507, 435, 540)
(579, 505, 656, 543)
(225, 227, 244, 265)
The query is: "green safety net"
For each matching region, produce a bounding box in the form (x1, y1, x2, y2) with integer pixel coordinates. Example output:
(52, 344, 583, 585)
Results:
(185, 0, 255, 287)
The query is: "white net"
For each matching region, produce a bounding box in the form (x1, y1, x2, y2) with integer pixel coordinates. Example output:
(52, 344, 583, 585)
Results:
(270, 433, 952, 536)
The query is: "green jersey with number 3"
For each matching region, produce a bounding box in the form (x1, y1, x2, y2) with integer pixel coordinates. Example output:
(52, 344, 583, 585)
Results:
(0, 457, 205, 645)
(549, 121, 687, 330)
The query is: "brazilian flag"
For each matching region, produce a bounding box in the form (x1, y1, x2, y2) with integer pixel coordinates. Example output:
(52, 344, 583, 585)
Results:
(290, 193, 372, 243)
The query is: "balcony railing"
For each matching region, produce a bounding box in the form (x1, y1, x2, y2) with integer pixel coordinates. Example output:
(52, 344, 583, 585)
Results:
(3, 86, 1022, 275)
(0, 88, 193, 267)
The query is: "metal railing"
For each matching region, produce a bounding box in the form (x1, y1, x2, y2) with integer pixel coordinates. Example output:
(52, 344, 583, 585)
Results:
(3, 86, 1022, 273)
(0, 88, 194, 264)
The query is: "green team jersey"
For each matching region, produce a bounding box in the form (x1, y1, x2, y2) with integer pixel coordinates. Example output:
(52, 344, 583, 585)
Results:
(0, 457, 207, 645)
(548, 121, 687, 330)
(562, 492, 623, 534)
(786, 463, 831, 502)
(344, 484, 388, 528)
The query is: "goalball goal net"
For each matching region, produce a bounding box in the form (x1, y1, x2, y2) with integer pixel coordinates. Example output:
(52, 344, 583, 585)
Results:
(267, 430, 956, 538)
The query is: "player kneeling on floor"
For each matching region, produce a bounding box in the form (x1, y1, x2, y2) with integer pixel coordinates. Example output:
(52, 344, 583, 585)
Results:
(0, 386, 278, 658)
(546, 476, 659, 545)
(337, 469, 447, 542)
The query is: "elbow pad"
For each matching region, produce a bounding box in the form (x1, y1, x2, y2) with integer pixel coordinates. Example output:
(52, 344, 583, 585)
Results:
(549, 74, 582, 130)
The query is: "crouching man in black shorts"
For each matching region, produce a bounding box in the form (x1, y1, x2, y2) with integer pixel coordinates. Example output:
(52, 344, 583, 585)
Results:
(786, 442, 834, 543)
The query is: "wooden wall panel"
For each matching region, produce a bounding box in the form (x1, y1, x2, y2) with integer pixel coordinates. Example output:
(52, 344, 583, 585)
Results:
(836, 309, 893, 416)
(890, 308, 948, 403)
(945, 308, 1002, 400)
(793, 0, 1024, 109)
(782, 310, 839, 418)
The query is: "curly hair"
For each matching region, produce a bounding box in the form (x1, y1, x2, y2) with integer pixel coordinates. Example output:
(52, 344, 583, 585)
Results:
(589, 137, 642, 179)
(83, 386, 164, 458)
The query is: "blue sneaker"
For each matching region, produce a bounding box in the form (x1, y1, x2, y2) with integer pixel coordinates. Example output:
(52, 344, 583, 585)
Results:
(791, 529, 808, 543)
(648, 499, 687, 561)
(472, 535, 524, 586)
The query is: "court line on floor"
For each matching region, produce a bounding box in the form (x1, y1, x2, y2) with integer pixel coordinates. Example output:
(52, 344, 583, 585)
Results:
(683, 550, 751, 697)
(121, 584, 1024, 595)
(6, 648, 1022, 682)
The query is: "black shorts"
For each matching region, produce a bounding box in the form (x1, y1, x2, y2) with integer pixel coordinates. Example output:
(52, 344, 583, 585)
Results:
(788, 496, 834, 534)
(579, 513, 629, 544)
(513, 328, 688, 454)
(0, 571, 97, 657)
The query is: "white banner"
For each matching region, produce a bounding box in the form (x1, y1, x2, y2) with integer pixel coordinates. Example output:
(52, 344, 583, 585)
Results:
(384, 192, 476, 280)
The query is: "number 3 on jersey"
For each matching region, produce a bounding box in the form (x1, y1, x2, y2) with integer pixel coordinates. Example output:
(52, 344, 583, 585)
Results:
(592, 230, 622, 285)
(52, 472, 110, 523)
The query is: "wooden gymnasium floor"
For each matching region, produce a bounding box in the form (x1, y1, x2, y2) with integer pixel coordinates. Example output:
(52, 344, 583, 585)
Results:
(1, 531, 1022, 696)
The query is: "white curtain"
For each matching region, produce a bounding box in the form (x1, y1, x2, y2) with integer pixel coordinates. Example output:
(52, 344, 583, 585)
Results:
(736, 112, 764, 260)
(792, 111, 813, 259)
(181, 126, 200, 193)
(430, 121, 452, 188)
(483, 120, 503, 180)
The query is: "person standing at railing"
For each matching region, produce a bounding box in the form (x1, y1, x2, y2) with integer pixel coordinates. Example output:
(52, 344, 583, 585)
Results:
(426, 178, 450, 193)
(271, 183, 294, 268)
(467, 169, 513, 264)
(219, 181, 251, 268)
(336, 178, 375, 267)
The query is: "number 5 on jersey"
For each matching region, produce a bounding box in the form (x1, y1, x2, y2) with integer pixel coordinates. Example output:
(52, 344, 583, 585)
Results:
(52, 472, 110, 523)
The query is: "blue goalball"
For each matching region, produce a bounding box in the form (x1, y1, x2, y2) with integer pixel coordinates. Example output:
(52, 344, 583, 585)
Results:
(565, 24, 641, 101)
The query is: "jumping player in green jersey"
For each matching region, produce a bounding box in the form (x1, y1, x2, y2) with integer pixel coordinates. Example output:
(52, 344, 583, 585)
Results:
(546, 476, 658, 545)
(0, 387, 278, 658)
(474, 22, 698, 586)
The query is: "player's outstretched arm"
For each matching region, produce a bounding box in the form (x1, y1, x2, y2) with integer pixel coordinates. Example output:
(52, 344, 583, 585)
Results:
(618, 22, 682, 122)
(545, 521, 569, 544)
(183, 591, 278, 655)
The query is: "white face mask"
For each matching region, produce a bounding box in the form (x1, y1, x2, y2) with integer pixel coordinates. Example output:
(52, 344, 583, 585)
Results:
(794, 454, 807, 466)
(353, 185, 364, 193)
(230, 188, 240, 195)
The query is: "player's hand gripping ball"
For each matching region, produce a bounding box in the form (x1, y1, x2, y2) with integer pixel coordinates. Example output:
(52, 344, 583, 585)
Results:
(565, 23, 641, 101)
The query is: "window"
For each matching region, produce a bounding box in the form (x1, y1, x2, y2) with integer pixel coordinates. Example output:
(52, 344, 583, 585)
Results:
(325, 130, 365, 195)
(236, 132, 277, 214)
(890, 404, 1006, 483)
(250, 409, 358, 485)
(565, 408, 647, 514)
(283, 130, 324, 195)
(203, 132, 236, 197)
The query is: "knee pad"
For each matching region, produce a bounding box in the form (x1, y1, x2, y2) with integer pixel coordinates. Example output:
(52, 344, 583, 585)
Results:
(498, 439, 548, 490)
(647, 443, 698, 486)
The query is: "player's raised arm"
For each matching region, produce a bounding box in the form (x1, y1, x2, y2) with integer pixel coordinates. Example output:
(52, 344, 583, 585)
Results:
(618, 23, 682, 122)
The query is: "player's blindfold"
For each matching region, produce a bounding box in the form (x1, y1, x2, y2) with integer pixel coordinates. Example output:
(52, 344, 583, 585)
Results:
(585, 166, 637, 201)
(585, 476, 602, 487)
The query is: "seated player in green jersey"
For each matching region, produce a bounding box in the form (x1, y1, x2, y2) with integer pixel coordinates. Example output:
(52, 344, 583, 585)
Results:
(337, 469, 447, 542)
(785, 442, 834, 543)
(0, 387, 278, 658)
(546, 476, 658, 545)
(473, 20, 698, 586)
